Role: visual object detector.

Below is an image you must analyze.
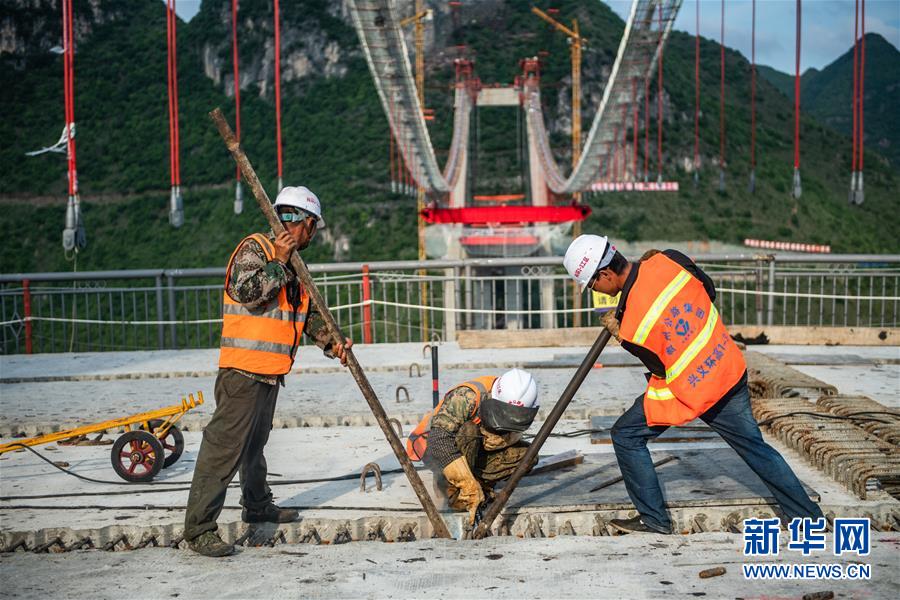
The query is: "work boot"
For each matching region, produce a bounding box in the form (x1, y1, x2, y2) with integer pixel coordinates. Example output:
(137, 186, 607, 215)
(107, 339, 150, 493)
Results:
(241, 503, 300, 524)
(609, 515, 672, 535)
(187, 531, 235, 557)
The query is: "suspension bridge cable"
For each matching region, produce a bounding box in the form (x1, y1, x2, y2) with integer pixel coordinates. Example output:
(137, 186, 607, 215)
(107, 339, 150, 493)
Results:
(792, 0, 802, 199)
(231, 0, 243, 213)
(61, 0, 84, 252)
(749, 0, 757, 193)
(632, 77, 638, 179)
(718, 0, 725, 192)
(694, 0, 700, 185)
(274, 0, 283, 192)
(172, 0, 181, 194)
(165, 0, 183, 227)
(166, 0, 175, 191)
(63, 0, 75, 199)
(856, 0, 866, 204)
(389, 94, 395, 193)
(656, 2, 663, 182)
(851, 0, 859, 203)
(643, 76, 649, 182)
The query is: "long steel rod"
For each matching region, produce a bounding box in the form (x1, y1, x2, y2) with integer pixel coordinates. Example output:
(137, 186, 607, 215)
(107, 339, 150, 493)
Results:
(209, 108, 451, 539)
(472, 327, 612, 539)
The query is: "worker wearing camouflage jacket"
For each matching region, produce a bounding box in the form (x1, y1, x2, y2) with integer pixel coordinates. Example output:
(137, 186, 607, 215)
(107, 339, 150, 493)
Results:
(406, 369, 540, 524)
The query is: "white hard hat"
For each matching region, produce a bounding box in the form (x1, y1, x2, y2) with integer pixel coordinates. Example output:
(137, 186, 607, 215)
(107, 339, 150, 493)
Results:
(273, 186, 325, 228)
(564, 234, 616, 291)
(491, 368, 538, 409)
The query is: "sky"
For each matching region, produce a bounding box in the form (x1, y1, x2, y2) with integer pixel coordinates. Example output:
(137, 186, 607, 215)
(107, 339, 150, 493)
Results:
(165, 0, 899, 74)
(607, 0, 900, 73)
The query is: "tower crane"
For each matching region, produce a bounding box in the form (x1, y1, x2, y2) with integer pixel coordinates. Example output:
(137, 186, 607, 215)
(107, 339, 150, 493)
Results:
(531, 6, 587, 210)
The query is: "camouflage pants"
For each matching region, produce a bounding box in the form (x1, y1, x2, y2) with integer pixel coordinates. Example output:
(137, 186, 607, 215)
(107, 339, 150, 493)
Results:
(425, 421, 533, 504)
(455, 421, 533, 485)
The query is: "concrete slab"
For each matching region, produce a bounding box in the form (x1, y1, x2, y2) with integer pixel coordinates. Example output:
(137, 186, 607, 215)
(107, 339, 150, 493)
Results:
(503, 449, 821, 511)
(0, 342, 618, 382)
(791, 364, 900, 407)
(0, 366, 649, 436)
(2, 344, 897, 436)
(2, 420, 897, 546)
(2, 533, 899, 600)
(753, 344, 900, 361)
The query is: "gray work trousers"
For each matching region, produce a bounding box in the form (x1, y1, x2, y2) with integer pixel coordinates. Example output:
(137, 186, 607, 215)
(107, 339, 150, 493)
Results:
(183, 368, 278, 541)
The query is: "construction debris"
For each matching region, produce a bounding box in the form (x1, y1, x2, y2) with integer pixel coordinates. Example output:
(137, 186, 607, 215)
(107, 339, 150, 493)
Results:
(698, 566, 726, 579)
(528, 450, 584, 475)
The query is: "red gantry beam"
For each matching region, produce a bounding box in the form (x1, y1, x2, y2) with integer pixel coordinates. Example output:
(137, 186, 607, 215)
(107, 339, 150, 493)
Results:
(422, 205, 590, 225)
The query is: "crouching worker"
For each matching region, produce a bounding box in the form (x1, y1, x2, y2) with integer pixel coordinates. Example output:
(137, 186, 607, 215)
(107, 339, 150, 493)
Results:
(406, 369, 540, 524)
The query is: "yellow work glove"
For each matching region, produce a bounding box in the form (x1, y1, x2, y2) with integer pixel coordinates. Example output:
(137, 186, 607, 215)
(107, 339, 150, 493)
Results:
(442, 456, 485, 525)
(601, 310, 621, 341)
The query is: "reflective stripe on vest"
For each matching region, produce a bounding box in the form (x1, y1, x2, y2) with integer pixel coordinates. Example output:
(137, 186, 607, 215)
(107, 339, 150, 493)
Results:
(222, 302, 307, 323)
(618, 253, 746, 426)
(405, 376, 497, 461)
(218, 233, 310, 376)
(632, 271, 692, 345)
(665, 304, 719, 384)
(645, 381, 675, 401)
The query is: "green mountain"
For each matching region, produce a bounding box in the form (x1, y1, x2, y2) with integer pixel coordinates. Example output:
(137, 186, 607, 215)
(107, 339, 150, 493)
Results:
(758, 33, 900, 167)
(1, 0, 898, 275)
(756, 65, 793, 98)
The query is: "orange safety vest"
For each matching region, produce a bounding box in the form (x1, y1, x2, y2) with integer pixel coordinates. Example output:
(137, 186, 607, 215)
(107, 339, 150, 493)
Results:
(618, 253, 746, 427)
(405, 376, 497, 461)
(218, 233, 310, 376)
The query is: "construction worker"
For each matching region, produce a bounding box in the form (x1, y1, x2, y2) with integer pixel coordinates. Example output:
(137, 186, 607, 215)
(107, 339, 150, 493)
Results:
(564, 235, 824, 534)
(184, 186, 352, 557)
(406, 369, 540, 524)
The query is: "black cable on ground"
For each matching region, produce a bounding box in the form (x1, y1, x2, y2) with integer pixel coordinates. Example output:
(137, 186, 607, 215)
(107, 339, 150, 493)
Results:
(2, 443, 189, 486)
(0, 442, 410, 501)
(0, 467, 412, 501)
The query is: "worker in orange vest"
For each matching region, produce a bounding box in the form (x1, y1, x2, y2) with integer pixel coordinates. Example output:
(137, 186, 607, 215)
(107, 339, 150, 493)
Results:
(406, 369, 540, 524)
(564, 235, 824, 534)
(184, 186, 352, 557)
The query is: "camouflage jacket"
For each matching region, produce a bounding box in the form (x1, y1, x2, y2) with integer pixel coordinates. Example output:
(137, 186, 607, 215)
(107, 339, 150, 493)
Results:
(427, 384, 482, 468)
(431, 385, 482, 435)
(225, 234, 332, 384)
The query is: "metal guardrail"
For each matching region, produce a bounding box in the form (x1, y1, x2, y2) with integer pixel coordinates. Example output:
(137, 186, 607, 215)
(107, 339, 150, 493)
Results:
(1, 254, 899, 354)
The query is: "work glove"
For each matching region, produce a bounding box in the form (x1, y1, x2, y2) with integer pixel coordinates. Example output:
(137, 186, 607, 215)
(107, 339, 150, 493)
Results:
(480, 426, 522, 451)
(601, 310, 621, 341)
(442, 456, 485, 525)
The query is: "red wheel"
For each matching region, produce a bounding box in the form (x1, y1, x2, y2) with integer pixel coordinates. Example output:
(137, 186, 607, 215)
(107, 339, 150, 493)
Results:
(140, 419, 185, 468)
(111, 430, 164, 483)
